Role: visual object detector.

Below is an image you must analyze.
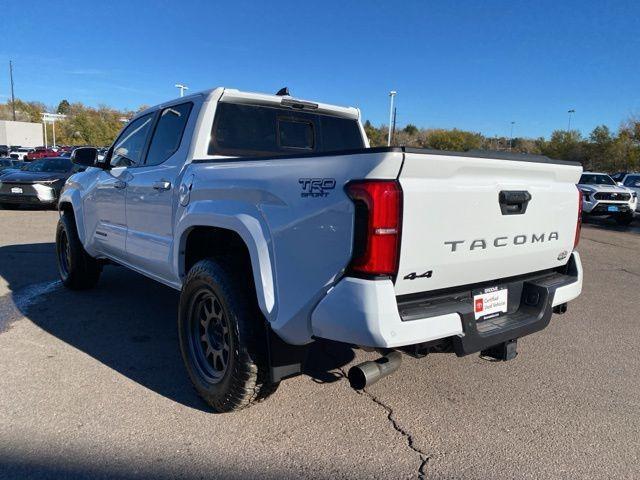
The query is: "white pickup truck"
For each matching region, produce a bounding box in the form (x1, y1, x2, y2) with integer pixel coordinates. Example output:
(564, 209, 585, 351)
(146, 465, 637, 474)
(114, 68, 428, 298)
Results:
(57, 87, 584, 412)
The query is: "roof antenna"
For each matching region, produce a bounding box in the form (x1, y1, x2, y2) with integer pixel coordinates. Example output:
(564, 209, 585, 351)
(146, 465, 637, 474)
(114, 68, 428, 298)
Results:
(276, 87, 290, 96)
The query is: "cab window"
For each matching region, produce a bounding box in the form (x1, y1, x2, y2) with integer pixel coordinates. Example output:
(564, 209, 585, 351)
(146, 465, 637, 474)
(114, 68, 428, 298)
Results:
(145, 103, 193, 166)
(111, 114, 154, 168)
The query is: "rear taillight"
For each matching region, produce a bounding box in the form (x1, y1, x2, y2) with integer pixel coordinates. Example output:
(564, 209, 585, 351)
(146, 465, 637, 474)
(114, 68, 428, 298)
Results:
(346, 180, 402, 277)
(574, 187, 583, 249)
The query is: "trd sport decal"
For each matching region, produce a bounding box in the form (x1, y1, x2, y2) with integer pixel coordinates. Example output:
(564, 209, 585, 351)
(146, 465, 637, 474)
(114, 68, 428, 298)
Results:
(403, 270, 433, 280)
(299, 178, 336, 198)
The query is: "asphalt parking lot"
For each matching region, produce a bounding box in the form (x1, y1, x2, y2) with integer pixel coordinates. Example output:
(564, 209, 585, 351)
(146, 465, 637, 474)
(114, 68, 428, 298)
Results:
(0, 210, 638, 480)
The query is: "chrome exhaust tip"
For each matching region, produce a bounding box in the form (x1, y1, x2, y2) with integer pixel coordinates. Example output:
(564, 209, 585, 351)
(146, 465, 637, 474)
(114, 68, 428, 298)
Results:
(348, 351, 402, 390)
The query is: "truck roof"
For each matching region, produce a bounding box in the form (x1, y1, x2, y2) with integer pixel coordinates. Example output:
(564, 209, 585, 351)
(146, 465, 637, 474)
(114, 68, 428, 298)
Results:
(137, 87, 360, 120)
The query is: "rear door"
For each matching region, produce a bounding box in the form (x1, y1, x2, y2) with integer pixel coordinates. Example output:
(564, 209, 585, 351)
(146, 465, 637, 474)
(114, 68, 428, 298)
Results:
(125, 101, 194, 280)
(394, 150, 582, 296)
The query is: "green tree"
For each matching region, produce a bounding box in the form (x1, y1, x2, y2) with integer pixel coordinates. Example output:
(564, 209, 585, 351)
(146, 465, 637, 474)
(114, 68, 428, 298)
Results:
(425, 129, 483, 151)
(586, 125, 613, 171)
(57, 99, 71, 114)
(540, 130, 585, 164)
(403, 124, 418, 136)
(364, 120, 386, 146)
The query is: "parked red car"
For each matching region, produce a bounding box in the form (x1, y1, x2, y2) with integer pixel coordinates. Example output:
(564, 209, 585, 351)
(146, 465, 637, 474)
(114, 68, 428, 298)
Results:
(25, 147, 60, 161)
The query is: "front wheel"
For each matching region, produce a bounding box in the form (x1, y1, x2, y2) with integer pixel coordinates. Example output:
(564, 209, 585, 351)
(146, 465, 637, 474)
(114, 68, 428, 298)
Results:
(178, 259, 278, 412)
(56, 212, 101, 289)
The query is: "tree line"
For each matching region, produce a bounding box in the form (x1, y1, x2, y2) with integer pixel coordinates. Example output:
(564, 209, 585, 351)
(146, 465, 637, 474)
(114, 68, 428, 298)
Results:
(0, 99, 145, 147)
(1, 98, 638, 172)
(366, 119, 640, 173)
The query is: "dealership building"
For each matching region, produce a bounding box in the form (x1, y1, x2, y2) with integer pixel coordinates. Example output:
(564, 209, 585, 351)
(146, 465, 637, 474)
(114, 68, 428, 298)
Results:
(0, 120, 43, 147)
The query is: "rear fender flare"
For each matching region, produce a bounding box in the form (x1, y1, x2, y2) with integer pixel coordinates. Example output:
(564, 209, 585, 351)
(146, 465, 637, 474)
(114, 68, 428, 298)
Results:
(175, 201, 276, 320)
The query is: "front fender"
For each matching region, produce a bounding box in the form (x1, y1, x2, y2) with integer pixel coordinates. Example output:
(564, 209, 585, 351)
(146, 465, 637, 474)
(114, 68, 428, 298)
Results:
(58, 186, 87, 245)
(174, 200, 276, 320)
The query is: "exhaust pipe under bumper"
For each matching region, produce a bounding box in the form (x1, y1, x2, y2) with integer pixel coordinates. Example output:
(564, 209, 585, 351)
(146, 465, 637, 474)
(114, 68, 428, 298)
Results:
(348, 351, 402, 390)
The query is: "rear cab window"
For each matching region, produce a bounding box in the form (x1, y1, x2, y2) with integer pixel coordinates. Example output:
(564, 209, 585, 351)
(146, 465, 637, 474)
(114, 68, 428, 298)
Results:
(145, 102, 193, 166)
(208, 102, 364, 156)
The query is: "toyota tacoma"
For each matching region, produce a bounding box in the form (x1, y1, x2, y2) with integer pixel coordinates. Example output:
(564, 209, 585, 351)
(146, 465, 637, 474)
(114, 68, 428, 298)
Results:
(578, 172, 636, 225)
(56, 87, 584, 412)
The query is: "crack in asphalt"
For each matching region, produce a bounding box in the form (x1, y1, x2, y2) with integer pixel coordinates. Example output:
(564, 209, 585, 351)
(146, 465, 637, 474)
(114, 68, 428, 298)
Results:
(621, 268, 640, 278)
(592, 267, 640, 277)
(582, 236, 638, 251)
(360, 389, 430, 479)
(322, 345, 430, 479)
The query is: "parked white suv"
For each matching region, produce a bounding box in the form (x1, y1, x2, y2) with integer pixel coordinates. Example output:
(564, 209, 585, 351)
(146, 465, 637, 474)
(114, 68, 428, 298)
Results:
(578, 172, 637, 225)
(56, 87, 584, 412)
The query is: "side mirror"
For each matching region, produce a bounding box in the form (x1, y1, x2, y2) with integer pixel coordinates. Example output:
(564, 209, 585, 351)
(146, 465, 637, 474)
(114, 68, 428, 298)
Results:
(71, 147, 99, 168)
(617, 182, 624, 186)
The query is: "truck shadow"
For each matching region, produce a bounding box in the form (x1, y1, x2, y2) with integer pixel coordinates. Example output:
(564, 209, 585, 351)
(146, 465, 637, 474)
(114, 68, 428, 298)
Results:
(0, 242, 354, 412)
(583, 215, 640, 234)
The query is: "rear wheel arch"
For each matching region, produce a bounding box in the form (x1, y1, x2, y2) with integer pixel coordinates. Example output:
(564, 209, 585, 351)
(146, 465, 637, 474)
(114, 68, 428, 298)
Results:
(181, 226, 267, 315)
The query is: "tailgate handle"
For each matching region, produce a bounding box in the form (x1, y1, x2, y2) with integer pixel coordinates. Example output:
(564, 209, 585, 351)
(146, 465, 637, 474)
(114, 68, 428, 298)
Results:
(499, 190, 531, 215)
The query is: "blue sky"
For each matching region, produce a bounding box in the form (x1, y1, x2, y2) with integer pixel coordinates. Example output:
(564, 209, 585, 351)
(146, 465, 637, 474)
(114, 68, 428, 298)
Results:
(2, 0, 639, 138)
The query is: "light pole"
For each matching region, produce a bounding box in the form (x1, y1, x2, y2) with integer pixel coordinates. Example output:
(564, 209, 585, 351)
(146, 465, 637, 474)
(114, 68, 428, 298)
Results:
(567, 109, 575, 131)
(387, 90, 397, 146)
(509, 121, 515, 151)
(175, 83, 189, 97)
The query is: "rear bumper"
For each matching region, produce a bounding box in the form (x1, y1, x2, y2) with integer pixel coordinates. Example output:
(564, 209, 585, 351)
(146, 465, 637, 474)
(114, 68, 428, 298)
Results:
(311, 251, 582, 350)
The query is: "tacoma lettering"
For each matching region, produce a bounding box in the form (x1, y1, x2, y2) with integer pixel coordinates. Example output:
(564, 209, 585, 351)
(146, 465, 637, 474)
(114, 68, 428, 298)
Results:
(445, 232, 560, 252)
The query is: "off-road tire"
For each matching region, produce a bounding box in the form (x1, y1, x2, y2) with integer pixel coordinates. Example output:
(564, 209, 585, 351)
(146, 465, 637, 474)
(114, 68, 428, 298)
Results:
(56, 211, 101, 289)
(178, 259, 279, 412)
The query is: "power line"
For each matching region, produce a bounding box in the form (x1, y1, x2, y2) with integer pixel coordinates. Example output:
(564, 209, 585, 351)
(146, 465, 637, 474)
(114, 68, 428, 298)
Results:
(9, 60, 16, 121)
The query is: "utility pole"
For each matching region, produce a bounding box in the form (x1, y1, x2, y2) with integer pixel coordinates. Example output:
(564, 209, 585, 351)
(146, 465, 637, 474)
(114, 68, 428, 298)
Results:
(9, 60, 16, 121)
(567, 109, 575, 131)
(391, 107, 397, 145)
(175, 83, 189, 97)
(509, 121, 515, 151)
(387, 90, 397, 146)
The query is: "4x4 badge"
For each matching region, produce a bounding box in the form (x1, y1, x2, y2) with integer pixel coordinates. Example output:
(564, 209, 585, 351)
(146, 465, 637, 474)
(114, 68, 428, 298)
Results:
(404, 270, 433, 280)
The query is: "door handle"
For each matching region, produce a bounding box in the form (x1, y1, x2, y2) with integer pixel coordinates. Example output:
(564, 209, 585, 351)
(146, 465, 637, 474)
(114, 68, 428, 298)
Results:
(153, 180, 172, 191)
(114, 180, 127, 189)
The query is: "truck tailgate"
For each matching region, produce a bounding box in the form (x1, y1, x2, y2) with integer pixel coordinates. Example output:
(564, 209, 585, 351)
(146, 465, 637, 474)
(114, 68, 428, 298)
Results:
(395, 150, 582, 296)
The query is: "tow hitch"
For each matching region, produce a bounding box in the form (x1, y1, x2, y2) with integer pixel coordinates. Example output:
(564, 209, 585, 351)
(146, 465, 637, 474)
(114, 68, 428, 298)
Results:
(481, 339, 518, 361)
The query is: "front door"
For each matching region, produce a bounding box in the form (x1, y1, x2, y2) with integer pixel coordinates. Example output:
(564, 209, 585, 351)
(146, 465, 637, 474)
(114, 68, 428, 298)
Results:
(89, 167, 129, 260)
(125, 102, 194, 280)
(88, 113, 155, 261)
